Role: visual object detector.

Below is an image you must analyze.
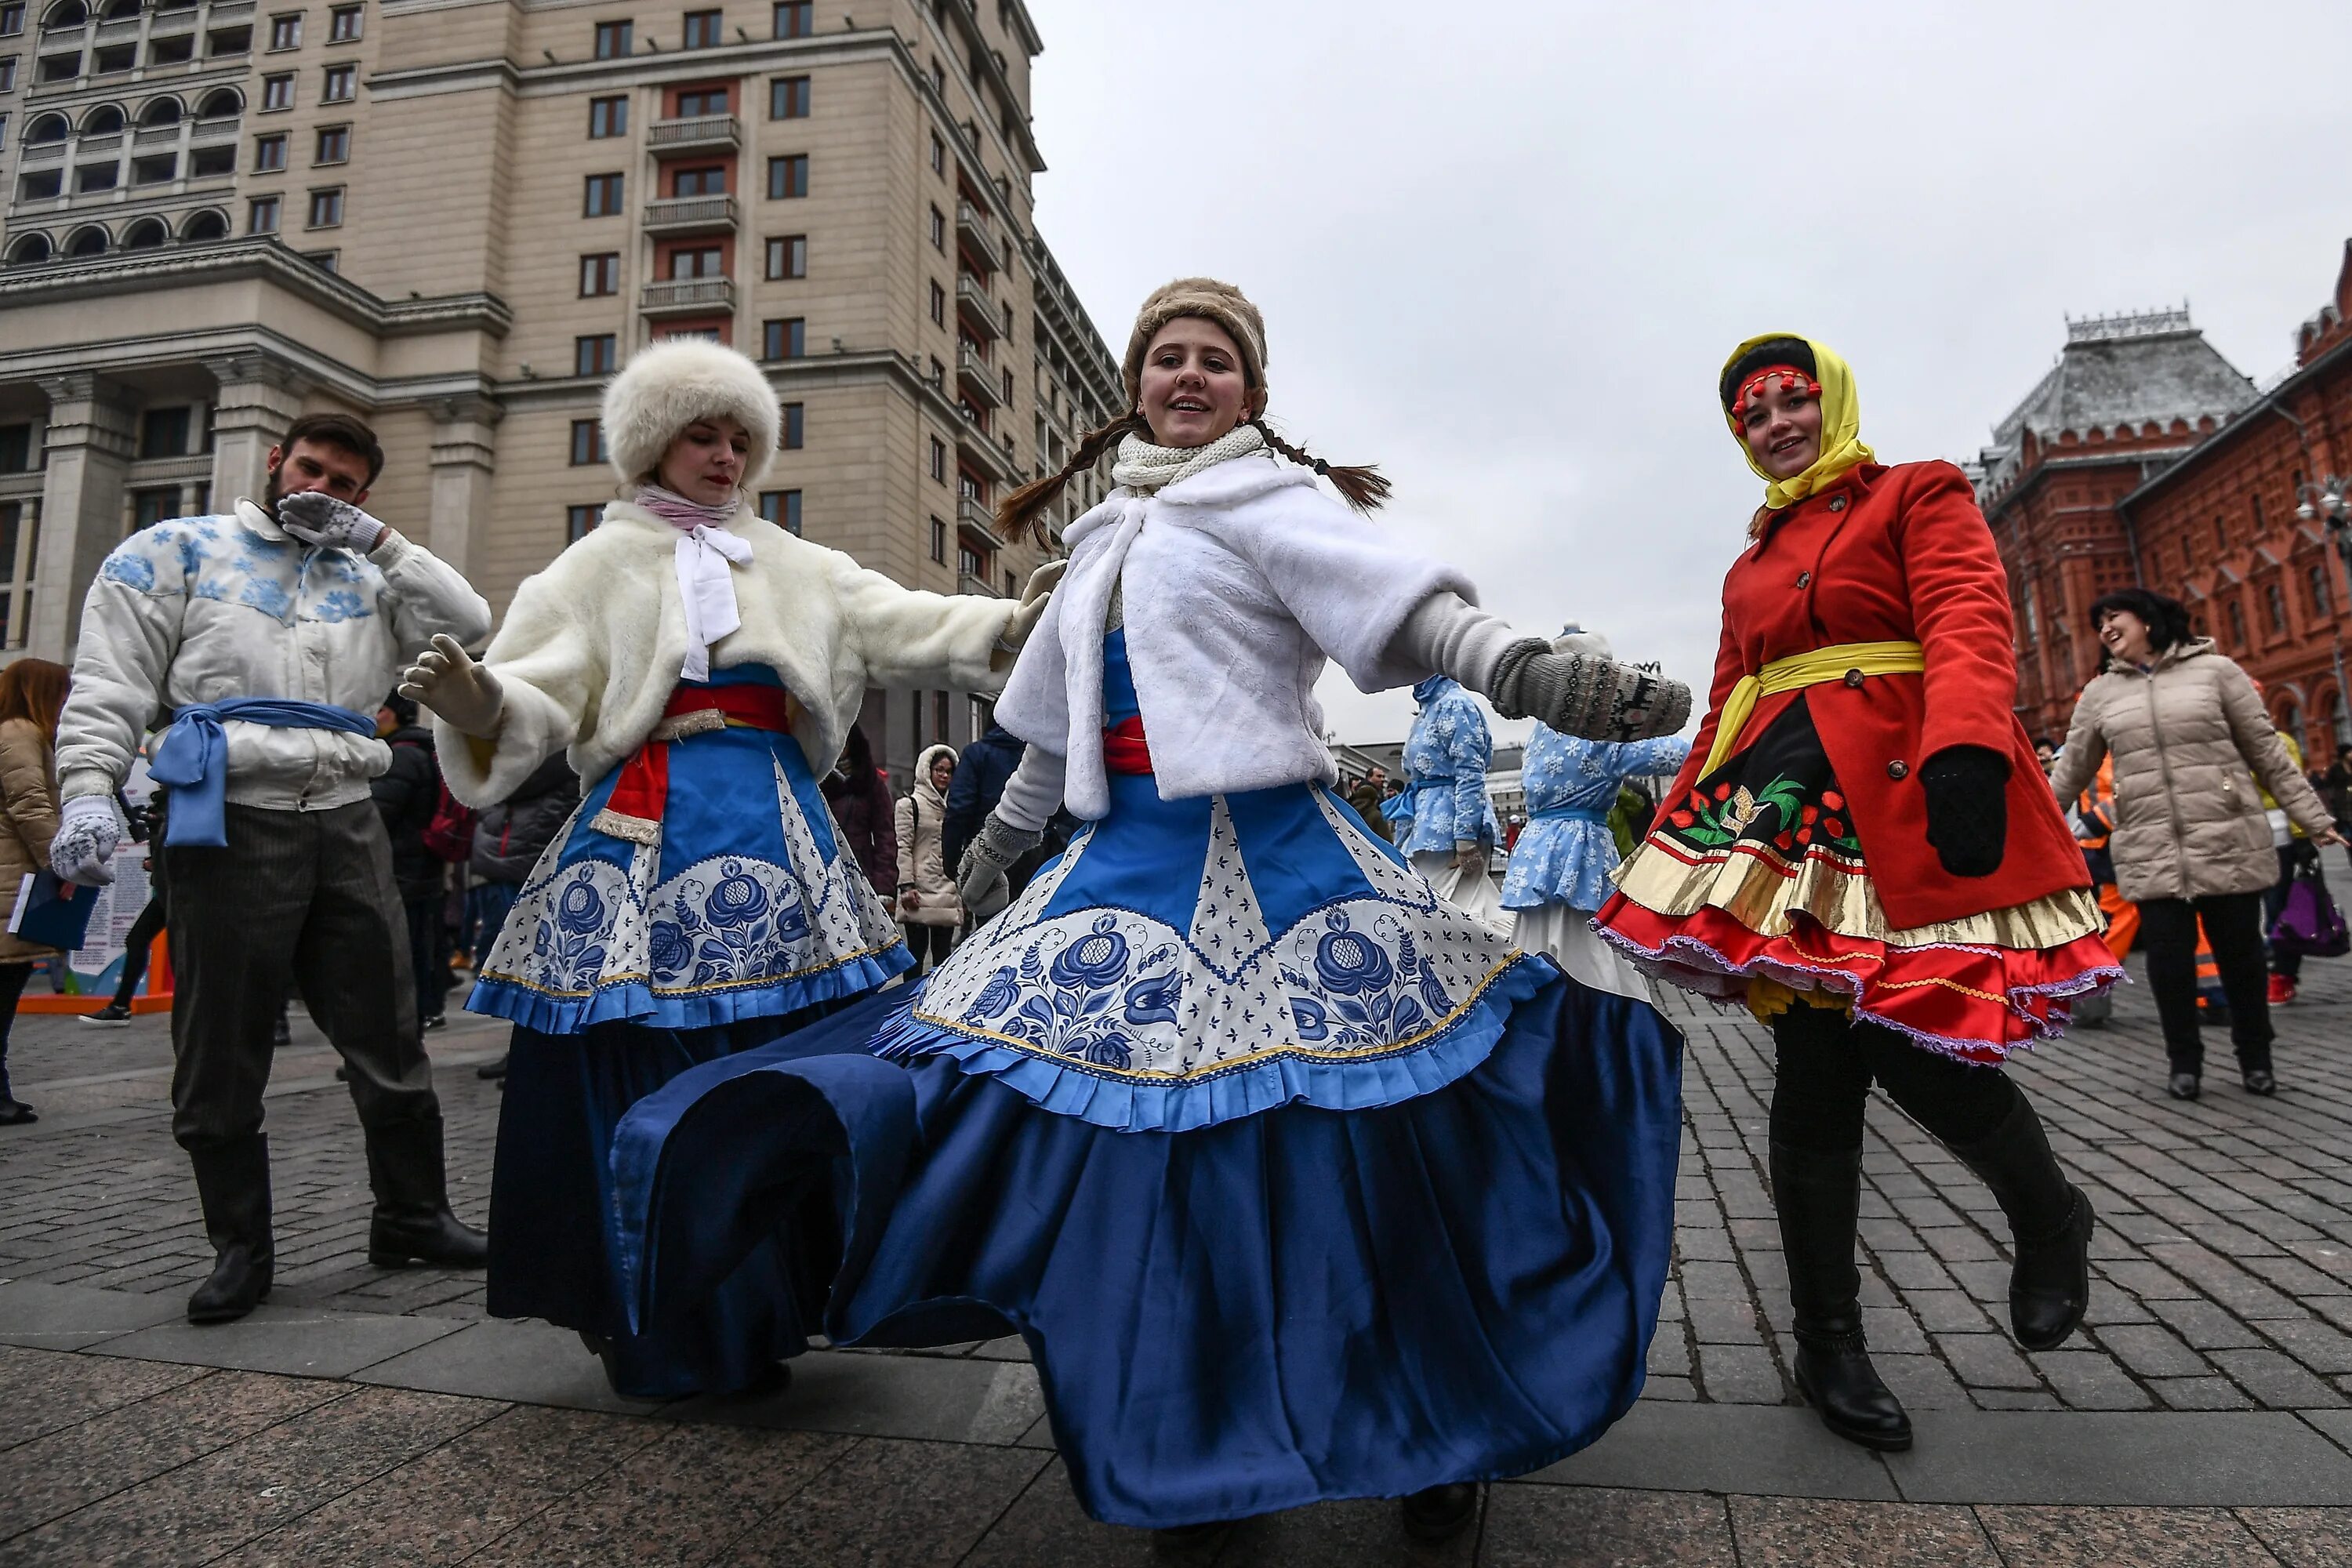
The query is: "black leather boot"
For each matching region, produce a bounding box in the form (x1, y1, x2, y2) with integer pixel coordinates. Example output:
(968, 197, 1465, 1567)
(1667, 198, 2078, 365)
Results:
(1770, 1139, 1912, 1452)
(1948, 1095, 2092, 1352)
(363, 1114, 489, 1268)
(187, 1134, 274, 1324)
(1400, 1483, 1480, 1541)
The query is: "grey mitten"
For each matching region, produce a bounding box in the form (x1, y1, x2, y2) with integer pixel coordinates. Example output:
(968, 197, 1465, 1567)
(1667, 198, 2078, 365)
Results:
(1489, 637, 1693, 742)
(276, 491, 387, 553)
(956, 813, 1042, 927)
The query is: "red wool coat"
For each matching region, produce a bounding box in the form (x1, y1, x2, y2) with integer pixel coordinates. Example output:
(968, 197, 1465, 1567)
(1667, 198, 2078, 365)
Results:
(1664, 460, 2088, 931)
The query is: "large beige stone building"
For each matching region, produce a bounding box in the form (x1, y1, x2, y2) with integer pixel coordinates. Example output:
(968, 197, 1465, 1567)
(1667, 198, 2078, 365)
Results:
(0, 0, 1120, 774)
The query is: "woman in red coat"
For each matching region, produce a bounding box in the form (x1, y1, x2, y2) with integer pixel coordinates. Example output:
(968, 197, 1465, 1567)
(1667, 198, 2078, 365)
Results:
(1597, 335, 2119, 1454)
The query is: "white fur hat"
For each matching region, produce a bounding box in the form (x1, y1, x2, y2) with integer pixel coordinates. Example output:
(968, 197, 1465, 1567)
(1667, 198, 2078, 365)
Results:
(601, 338, 782, 491)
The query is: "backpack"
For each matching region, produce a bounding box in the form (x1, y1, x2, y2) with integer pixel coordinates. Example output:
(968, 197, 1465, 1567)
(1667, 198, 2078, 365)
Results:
(422, 779, 478, 865)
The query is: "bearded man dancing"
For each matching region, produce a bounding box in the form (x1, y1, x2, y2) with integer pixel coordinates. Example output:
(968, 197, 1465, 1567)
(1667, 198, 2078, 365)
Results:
(51, 412, 494, 1323)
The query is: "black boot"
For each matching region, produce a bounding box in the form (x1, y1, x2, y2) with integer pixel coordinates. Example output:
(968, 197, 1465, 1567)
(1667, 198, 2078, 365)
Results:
(1400, 1483, 1480, 1541)
(187, 1135, 273, 1323)
(1770, 1139, 1912, 1452)
(363, 1114, 489, 1268)
(1948, 1095, 2092, 1352)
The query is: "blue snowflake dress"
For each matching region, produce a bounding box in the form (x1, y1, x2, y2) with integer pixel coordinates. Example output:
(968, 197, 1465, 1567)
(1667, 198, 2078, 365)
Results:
(605, 633, 1690, 1527)
(1501, 728, 1693, 913)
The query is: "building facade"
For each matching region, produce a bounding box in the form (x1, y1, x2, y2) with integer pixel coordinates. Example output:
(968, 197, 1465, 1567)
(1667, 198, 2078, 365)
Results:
(2116, 245, 2352, 765)
(0, 0, 1121, 778)
(1973, 307, 2256, 741)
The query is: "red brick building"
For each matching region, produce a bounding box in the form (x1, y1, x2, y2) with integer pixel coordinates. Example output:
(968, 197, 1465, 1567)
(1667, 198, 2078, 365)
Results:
(1975, 307, 2257, 742)
(2117, 244, 2352, 765)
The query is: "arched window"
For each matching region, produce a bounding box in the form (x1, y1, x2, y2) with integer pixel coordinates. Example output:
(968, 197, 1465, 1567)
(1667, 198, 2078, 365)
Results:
(24, 114, 71, 144)
(80, 103, 126, 134)
(100, 0, 141, 16)
(122, 217, 167, 249)
(195, 86, 242, 119)
(5, 233, 55, 266)
(136, 96, 183, 127)
(63, 225, 109, 257)
(41, 0, 89, 26)
(180, 208, 228, 241)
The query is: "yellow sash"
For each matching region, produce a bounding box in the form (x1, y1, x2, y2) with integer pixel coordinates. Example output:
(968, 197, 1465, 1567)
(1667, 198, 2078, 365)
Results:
(1700, 640, 1926, 779)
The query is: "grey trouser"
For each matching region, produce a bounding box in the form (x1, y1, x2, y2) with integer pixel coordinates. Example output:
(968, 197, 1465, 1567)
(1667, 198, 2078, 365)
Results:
(164, 800, 441, 1152)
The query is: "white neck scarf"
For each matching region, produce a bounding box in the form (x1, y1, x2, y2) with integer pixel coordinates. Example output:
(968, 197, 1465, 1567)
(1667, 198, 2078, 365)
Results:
(637, 485, 754, 682)
(1110, 424, 1268, 495)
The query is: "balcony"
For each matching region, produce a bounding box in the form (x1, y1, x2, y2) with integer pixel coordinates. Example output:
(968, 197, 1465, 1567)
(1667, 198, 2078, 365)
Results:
(956, 341, 1001, 409)
(208, 0, 254, 16)
(639, 276, 736, 316)
(149, 8, 196, 33)
(954, 418, 1015, 485)
(641, 194, 737, 234)
(955, 274, 1002, 340)
(955, 199, 1000, 274)
(17, 141, 64, 164)
(190, 116, 239, 144)
(78, 131, 122, 154)
(134, 123, 180, 144)
(956, 493, 1002, 547)
(647, 114, 739, 154)
(95, 15, 140, 40)
(956, 571, 1001, 599)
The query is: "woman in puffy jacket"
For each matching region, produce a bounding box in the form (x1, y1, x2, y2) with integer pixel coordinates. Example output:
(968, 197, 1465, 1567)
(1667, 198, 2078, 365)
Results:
(0, 659, 67, 1124)
(894, 742, 960, 969)
(2050, 588, 2342, 1100)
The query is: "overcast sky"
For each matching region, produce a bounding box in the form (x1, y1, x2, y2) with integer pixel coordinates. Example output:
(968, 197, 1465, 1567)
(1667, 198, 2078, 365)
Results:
(1019, 0, 2350, 747)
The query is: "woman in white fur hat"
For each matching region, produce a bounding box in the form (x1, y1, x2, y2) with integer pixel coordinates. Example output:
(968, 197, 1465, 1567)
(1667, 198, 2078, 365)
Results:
(398, 337, 1055, 1400)
(607, 281, 1693, 1545)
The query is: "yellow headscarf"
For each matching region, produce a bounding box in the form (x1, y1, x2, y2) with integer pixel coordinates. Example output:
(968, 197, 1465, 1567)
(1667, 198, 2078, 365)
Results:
(1722, 332, 1875, 510)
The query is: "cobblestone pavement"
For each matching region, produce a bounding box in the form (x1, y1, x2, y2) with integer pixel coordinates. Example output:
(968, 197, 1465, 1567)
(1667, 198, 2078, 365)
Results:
(3, 876, 2352, 1563)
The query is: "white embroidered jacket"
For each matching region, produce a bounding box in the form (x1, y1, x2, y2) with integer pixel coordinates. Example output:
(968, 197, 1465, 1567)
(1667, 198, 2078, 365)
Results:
(436, 499, 1017, 806)
(994, 456, 1478, 820)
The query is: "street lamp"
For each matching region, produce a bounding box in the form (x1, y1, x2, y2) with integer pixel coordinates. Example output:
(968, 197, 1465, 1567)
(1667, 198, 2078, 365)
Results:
(2296, 477, 2352, 753)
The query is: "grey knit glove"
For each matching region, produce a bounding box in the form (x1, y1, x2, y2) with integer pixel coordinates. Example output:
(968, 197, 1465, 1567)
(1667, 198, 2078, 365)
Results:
(276, 492, 387, 553)
(956, 813, 1042, 927)
(1488, 638, 1693, 742)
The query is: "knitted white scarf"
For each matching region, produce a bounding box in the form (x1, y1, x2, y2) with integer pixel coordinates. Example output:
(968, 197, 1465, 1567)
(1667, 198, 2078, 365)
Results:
(1111, 424, 1268, 495)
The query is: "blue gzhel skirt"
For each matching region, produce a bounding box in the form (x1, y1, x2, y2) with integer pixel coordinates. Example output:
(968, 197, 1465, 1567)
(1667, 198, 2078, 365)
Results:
(477, 666, 912, 1399)
(608, 774, 1686, 1524)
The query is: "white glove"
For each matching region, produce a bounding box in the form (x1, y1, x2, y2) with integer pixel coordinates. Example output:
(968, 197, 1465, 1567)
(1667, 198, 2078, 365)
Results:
(399, 633, 506, 738)
(276, 492, 387, 554)
(956, 813, 1042, 927)
(997, 559, 1067, 655)
(50, 794, 126, 887)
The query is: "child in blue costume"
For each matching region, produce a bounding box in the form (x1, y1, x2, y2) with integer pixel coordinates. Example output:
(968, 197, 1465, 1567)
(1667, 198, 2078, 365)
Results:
(607, 281, 1691, 1541)
(1504, 626, 1692, 990)
(401, 339, 1054, 1398)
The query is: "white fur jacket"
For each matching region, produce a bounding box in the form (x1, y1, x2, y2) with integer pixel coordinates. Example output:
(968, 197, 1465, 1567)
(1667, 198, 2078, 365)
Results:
(995, 456, 1477, 820)
(436, 500, 1016, 806)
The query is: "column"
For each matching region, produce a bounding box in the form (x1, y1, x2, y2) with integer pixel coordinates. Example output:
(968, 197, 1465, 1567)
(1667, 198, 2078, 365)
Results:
(426, 394, 503, 587)
(28, 372, 136, 662)
(203, 352, 310, 514)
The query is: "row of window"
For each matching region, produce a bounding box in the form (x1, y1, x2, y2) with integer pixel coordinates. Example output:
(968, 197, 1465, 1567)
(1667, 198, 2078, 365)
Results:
(263, 5, 363, 51)
(565, 488, 800, 543)
(252, 122, 345, 169)
(245, 184, 339, 233)
(256, 61, 354, 111)
(575, 234, 804, 296)
(583, 74, 807, 140)
(20, 23, 245, 78)
(568, 318, 803, 376)
(580, 154, 806, 216)
(589, 2, 810, 60)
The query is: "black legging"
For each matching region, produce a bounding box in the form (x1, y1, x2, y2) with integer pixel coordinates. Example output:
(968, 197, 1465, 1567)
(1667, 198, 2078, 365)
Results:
(1769, 1004, 2019, 1155)
(0, 961, 34, 1103)
(902, 921, 956, 974)
(110, 892, 169, 1007)
(2137, 891, 2270, 1075)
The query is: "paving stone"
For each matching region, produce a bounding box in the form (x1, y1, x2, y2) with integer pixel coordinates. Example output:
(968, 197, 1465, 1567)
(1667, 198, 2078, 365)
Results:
(2152, 1376, 2258, 1411)
(1873, 1352, 1973, 1412)
(1482, 1484, 1735, 1567)
(2241, 1506, 2352, 1568)
(0, 1342, 205, 1451)
(2212, 1348, 2350, 1410)
(1727, 1495, 1999, 1566)
(710, 1436, 1048, 1568)
(2266, 1319, 2352, 1377)
(1975, 1503, 2288, 1565)
(1686, 1297, 1764, 1346)
(1695, 1341, 1784, 1404)
(1529, 1402, 1899, 1501)
(2147, 1295, 2270, 1350)
(2097, 1323, 2210, 1378)
(2031, 1350, 2154, 1411)
(1888, 1410, 2352, 1504)
(1936, 1333, 2042, 1391)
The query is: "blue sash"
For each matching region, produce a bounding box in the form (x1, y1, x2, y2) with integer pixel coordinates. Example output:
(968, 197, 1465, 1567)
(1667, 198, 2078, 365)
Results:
(1529, 805, 1611, 824)
(150, 698, 379, 847)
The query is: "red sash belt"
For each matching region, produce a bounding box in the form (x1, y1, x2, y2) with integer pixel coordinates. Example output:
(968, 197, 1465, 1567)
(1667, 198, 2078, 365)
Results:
(1103, 715, 1154, 776)
(595, 684, 799, 844)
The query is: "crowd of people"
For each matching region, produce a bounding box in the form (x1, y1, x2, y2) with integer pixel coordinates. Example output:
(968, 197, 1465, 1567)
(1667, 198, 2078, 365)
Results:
(2, 276, 2343, 1548)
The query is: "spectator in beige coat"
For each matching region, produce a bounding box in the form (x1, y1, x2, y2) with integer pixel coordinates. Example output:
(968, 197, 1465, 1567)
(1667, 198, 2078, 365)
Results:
(0, 659, 70, 1125)
(895, 743, 962, 973)
(2050, 590, 2343, 1101)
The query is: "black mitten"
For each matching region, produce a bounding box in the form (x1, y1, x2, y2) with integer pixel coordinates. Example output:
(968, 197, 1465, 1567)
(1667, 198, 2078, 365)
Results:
(1921, 745, 2009, 879)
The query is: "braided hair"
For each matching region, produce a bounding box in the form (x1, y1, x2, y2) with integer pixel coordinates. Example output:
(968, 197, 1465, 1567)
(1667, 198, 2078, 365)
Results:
(998, 412, 1392, 546)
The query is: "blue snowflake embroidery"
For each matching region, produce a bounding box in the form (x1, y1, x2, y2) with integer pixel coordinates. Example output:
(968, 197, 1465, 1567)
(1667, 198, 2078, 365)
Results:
(100, 551, 158, 591)
(239, 577, 295, 621)
(313, 590, 371, 623)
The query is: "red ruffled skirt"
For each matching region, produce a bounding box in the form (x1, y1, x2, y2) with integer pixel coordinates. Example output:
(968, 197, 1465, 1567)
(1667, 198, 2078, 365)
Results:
(1595, 698, 2119, 1063)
